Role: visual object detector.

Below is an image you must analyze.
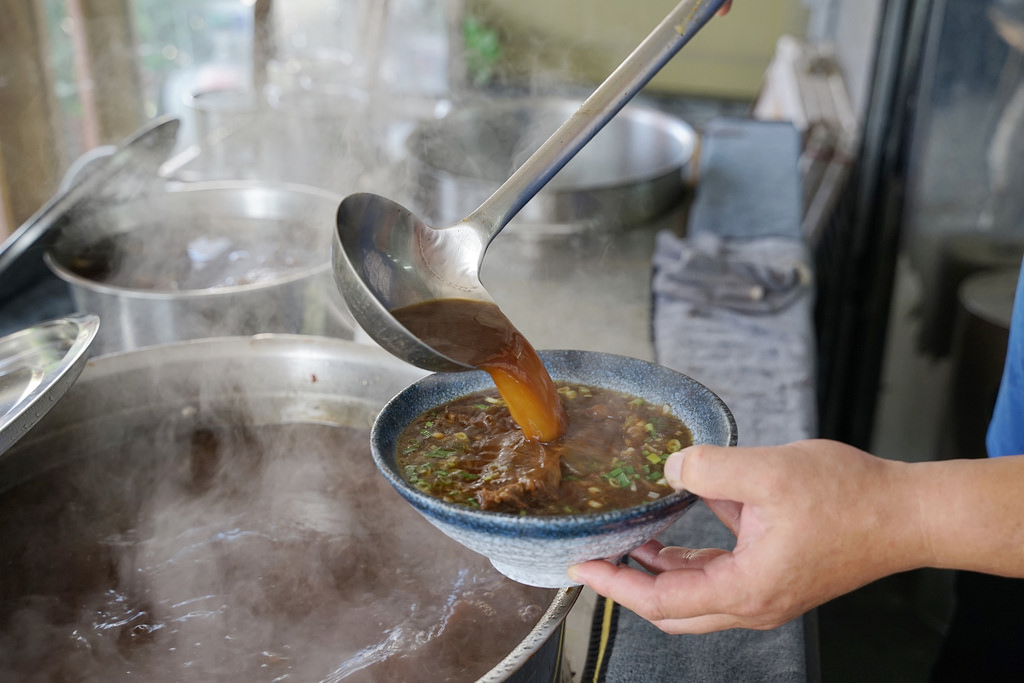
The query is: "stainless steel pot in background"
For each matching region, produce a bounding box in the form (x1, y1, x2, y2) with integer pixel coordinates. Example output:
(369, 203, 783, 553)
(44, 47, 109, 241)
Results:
(406, 97, 697, 235)
(0, 335, 579, 682)
(44, 181, 354, 355)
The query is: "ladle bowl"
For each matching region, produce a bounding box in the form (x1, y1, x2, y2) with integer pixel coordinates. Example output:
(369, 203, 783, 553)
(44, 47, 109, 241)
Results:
(333, 0, 729, 371)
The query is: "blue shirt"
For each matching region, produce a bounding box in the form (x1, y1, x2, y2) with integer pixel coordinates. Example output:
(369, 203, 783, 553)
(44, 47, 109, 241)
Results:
(987, 263, 1024, 457)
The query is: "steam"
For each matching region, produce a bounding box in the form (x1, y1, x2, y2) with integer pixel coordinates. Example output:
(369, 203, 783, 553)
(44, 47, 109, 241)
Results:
(59, 211, 321, 292)
(0, 411, 553, 681)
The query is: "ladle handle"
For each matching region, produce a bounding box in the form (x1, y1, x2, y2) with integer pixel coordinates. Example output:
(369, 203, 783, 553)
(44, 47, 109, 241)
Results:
(465, 0, 729, 239)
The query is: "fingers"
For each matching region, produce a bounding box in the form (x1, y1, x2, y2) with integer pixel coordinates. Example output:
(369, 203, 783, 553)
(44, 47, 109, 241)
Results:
(567, 559, 686, 624)
(630, 541, 730, 574)
(567, 556, 750, 634)
(627, 538, 666, 565)
(649, 611, 779, 635)
(566, 559, 659, 604)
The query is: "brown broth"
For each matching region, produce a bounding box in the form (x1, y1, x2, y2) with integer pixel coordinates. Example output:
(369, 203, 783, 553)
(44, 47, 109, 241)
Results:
(396, 383, 692, 515)
(391, 298, 567, 442)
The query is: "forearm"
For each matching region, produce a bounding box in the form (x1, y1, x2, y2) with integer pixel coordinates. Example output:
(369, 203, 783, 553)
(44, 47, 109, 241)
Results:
(907, 454, 1024, 576)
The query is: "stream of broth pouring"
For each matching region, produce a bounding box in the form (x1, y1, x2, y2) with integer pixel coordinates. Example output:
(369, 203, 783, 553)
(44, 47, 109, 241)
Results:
(390, 298, 568, 442)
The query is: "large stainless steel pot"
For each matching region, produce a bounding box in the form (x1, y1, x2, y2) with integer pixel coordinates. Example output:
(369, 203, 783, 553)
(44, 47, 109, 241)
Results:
(0, 335, 579, 681)
(406, 96, 697, 234)
(44, 181, 354, 355)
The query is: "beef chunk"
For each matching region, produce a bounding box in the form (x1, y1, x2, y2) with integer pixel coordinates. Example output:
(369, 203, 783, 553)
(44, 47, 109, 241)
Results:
(474, 432, 561, 511)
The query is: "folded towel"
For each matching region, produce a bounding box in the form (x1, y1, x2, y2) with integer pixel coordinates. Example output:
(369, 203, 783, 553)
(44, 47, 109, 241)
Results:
(652, 230, 811, 314)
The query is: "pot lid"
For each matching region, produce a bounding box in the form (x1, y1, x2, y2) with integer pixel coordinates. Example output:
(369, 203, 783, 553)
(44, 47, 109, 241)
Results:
(0, 314, 99, 456)
(0, 116, 180, 300)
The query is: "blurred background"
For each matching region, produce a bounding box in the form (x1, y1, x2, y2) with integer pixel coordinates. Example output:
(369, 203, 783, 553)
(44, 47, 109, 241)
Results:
(2, 0, 1024, 680)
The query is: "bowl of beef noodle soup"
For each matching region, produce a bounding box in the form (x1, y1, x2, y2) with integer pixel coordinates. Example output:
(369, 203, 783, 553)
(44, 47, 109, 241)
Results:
(371, 349, 737, 588)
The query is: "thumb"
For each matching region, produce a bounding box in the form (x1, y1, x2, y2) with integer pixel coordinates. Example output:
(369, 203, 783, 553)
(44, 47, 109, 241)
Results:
(664, 444, 767, 503)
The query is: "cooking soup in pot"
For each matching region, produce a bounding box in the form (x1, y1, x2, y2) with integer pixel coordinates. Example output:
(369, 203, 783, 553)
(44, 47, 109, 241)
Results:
(0, 420, 556, 681)
(66, 220, 320, 291)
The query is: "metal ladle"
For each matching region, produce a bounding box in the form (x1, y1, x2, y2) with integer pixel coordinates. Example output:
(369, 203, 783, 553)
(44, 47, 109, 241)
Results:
(333, 0, 729, 371)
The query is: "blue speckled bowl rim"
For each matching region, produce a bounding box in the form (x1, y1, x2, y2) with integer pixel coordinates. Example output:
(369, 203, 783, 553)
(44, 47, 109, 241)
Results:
(371, 350, 737, 539)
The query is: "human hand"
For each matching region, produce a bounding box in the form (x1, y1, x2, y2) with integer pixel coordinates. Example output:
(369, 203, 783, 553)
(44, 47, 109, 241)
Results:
(567, 439, 926, 633)
(718, 1, 733, 14)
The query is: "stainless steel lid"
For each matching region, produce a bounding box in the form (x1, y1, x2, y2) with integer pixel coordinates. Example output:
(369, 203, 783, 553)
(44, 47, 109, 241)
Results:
(0, 314, 99, 455)
(0, 116, 179, 300)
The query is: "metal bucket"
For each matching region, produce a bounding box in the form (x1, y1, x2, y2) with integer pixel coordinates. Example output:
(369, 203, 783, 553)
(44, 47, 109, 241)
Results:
(406, 96, 697, 234)
(0, 335, 580, 681)
(44, 181, 355, 355)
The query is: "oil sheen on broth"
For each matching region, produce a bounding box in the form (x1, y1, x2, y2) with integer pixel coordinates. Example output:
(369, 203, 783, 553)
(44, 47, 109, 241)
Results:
(391, 298, 567, 442)
(396, 382, 692, 515)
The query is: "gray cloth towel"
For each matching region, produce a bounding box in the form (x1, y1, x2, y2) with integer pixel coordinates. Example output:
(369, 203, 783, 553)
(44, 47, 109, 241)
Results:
(652, 230, 811, 315)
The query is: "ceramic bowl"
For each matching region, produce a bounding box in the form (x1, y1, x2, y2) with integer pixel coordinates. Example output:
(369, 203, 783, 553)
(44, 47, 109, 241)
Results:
(371, 350, 737, 588)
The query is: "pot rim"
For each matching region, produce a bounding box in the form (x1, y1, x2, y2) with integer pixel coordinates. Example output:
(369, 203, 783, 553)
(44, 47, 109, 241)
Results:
(407, 96, 698, 192)
(478, 584, 582, 682)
